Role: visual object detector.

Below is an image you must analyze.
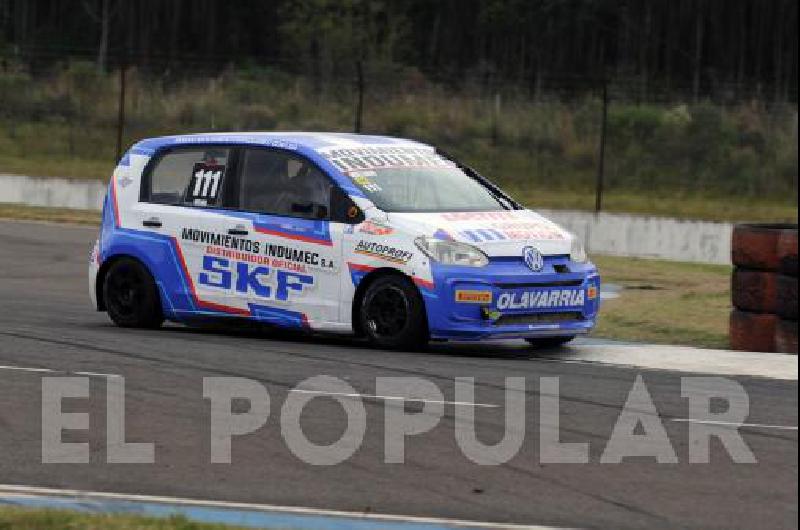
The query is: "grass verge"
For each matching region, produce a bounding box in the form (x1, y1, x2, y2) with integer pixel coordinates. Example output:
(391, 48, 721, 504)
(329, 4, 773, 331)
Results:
(0, 204, 732, 348)
(592, 255, 731, 349)
(0, 203, 100, 225)
(512, 187, 797, 224)
(0, 507, 252, 530)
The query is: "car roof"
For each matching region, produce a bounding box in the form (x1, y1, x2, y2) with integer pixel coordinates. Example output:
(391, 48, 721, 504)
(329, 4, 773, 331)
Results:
(128, 132, 431, 156)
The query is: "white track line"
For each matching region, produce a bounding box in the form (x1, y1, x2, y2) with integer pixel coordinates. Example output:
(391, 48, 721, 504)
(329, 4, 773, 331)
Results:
(289, 388, 498, 408)
(0, 364, 120, 378)
(0, 364, 54, 374)
(671, 418, 798, 431)
(0, 484, 564, 529)
(73, 371, 122, 378)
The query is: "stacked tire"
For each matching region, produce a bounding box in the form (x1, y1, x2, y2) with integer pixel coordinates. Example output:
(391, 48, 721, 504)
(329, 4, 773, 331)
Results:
(730, 224, 798, 353)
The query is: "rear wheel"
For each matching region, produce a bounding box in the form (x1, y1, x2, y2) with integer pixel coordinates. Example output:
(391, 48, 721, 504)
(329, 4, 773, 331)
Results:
(103, 258, 164, 329)
(359, 275, 428, 350)
(525, 336, 575, 349)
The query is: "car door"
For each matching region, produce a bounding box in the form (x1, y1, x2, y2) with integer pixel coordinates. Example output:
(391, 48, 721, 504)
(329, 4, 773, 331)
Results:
(233, 147, 345, 330)
(135, 146, 248, 317)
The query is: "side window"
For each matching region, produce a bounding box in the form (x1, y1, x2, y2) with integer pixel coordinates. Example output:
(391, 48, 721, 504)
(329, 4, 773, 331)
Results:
(147, 148, 231, 206)
(239, 148, 332, 219)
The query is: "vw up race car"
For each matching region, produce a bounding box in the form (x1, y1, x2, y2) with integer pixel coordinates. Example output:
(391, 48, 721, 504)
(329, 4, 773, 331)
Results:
(89, 132, 600, 349)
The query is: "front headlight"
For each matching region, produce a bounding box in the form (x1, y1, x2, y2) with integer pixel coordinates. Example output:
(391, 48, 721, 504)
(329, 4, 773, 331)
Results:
(570, 237, 589, 263)
(414, 236, 489, 267)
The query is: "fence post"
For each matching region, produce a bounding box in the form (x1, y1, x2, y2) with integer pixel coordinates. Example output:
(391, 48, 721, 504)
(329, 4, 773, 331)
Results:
(115, 61, 126, 163)
(354, 60, 364, 133)
(595, 77, 608, 213)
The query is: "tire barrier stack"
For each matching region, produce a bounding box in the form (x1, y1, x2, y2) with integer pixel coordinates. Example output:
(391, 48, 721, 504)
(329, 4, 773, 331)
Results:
(730, 224, 798, 353)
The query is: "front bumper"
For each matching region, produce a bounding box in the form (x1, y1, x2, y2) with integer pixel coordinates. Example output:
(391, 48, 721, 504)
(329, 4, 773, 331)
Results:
(421, 255, 599, 341)
(88, 239, 101, 310)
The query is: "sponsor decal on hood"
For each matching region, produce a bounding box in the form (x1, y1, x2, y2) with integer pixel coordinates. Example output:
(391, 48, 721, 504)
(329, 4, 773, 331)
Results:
(388, 210, 572, 256)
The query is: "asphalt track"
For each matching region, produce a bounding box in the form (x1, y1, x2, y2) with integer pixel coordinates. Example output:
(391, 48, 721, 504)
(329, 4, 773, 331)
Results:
(0, 219, 797, 530)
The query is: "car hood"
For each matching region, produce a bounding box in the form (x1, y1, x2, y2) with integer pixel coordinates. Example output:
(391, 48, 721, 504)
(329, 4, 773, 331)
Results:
(386, 209, 572, 257)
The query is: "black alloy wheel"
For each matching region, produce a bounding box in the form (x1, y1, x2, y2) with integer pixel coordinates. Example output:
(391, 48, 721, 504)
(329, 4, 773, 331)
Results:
(360, 275, 428, 350)
(103, 258, 164, 328)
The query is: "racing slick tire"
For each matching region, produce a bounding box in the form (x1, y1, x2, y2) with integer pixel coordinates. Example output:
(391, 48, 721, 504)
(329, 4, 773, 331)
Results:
(774, 319, 798, 354)
(776, 274, 798, 321)
(359, 275, 428, 350)
(103, 258, 164, 329)
(731, 223, 795, 272)
(729, 309, 777, 352)
(731, 269, 778, 313)
(525, 336, 576, 349)
(777, 228, 798, 277)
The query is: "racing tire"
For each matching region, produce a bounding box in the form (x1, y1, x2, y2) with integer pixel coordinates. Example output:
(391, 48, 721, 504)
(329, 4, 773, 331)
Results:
(731, 269, 778, 313)
(774, 319, 798, 354)
(776, 274, 798, 321)
(731, 223, 796, 272)
(525, 336, 576, 349)
(359, 275, 428, 350)
(777, 228, 798, 277)
(103, 258, 164, 329)
(729, 309, 777, 352)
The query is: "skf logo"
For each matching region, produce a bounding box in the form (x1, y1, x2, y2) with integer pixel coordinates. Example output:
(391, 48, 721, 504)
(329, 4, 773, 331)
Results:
(587, 285, 598, 300)
(199, 256, 314, 301)
(455, 290, 492, 304)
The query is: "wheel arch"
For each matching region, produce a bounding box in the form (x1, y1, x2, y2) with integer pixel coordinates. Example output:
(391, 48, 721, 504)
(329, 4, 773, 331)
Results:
(350, 267, 424, 336)
(95, 253, 157, 312)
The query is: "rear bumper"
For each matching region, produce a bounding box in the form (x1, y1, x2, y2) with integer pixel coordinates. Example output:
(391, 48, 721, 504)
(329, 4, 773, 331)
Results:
(421, 256, 600, 341)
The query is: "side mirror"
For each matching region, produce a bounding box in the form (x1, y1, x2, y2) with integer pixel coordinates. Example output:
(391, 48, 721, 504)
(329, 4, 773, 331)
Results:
(330, 186, 364, 224)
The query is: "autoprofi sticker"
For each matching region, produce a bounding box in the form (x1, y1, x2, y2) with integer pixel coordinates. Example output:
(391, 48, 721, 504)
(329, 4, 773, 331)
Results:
(354, 240, 413, 264)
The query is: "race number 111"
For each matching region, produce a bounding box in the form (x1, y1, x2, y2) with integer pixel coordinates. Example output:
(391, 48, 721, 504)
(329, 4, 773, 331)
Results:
(189, 164, 225, 203)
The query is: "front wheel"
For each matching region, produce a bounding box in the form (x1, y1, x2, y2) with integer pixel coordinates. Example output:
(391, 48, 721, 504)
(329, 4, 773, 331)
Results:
(103, 258, 164, 329)
(359, 275, 428, 350)
(525, 336, 576, 349)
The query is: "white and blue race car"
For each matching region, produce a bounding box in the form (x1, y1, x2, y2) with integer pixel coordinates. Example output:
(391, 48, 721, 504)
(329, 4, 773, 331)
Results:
(89, 132, 599, 349)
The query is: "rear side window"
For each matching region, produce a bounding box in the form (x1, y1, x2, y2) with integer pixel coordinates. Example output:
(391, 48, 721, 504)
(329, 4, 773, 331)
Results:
(147, 148, 231, 206)
(239, 148, 332, 219)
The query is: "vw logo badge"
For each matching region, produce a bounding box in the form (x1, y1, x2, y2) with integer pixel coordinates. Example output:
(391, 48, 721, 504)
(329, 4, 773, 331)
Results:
(523, 246, 544, 272)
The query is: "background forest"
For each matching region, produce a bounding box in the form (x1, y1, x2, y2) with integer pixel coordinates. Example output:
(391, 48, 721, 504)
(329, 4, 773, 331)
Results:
(0, 0, 797, 221)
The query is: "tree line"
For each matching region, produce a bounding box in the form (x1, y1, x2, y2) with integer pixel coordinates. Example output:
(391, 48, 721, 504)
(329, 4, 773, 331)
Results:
(0, 0, 797, 101)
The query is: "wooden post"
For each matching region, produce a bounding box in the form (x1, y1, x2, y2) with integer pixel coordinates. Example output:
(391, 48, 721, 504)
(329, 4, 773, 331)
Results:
(115, 61, 126, 162)
(354, 60, 364, 133)
(595, 78, 608, 214)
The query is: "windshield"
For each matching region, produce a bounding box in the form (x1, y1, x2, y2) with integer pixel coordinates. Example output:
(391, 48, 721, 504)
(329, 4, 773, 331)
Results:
(318, 145, 514, 212)
(345, 166, 510, 213)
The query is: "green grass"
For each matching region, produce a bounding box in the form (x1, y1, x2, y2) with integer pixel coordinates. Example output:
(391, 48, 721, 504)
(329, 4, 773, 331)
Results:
(511, 187, 797, 223)
(0, 507, 255, 530)
(1, 61, 796, 223)
(0, 152, 114, 181)
(0, 203, 100, 225)
(592, 255, 732, 348)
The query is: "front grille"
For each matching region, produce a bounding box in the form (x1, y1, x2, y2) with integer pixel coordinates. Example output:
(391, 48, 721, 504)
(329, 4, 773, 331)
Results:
(494, 279, 583, 289)
(493, 312, 584, 326)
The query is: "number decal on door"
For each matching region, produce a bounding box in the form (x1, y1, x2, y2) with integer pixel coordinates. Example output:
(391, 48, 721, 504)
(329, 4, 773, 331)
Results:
(187, 163, 225, 205)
